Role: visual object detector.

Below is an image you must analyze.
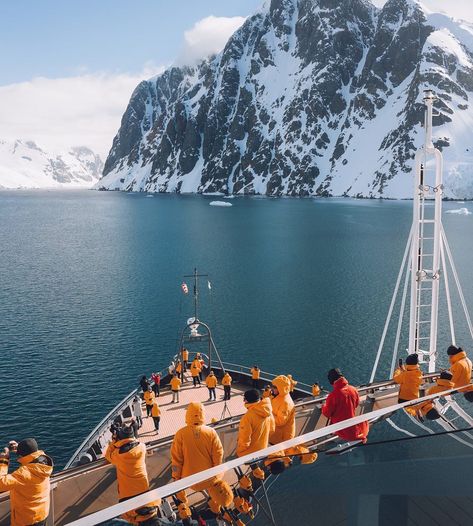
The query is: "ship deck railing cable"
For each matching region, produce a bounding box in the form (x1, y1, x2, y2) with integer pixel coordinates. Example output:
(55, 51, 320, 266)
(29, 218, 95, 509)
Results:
(63, 385, 470, 526)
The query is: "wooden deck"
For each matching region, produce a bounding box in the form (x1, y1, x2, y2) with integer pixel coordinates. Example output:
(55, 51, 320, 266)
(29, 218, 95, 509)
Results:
(135, 372, 247, 444)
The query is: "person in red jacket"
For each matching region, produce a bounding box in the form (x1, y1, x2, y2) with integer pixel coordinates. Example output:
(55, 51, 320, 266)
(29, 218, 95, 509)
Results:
(322, 368, 369, 443)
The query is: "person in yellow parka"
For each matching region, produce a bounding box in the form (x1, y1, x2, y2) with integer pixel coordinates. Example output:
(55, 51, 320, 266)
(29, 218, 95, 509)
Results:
(262, 385, 273, 398)
(237, 389, 275, 457)
(393, 353, 423, 403)
(143, 386, 156, 417)
(206, 370, 218, 401)
(250, 366, 260, 388)
(171, 402, 232, 513)
(151, 399, 161, 432)
(170, 373, 181, 404)
(105, 425, 160, 524)
(191, 358, 202, 387)
(269, 375, 295, 444)
(312, 382, 321, 397)
(0, 438, 53, 526)
(222, 372, 232, 400)
(447, 345, 473, 401)
(415, 371, 455, 420)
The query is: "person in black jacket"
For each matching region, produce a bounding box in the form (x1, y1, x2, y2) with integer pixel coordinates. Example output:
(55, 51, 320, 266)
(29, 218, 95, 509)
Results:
(139, 375, 150, 393)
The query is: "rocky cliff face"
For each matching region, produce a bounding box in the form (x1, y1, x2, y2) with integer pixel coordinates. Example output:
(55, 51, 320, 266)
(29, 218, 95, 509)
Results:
(98, 0, 473, 198)
(0, 140, 103, 189)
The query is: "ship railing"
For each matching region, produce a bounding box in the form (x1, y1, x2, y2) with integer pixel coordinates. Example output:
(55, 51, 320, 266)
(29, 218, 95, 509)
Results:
(64, 364, 171, 469)
(64, 385, 465, 526)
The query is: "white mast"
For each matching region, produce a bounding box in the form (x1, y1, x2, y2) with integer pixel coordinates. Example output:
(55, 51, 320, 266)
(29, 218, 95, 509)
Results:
(408, 89, 443, 372)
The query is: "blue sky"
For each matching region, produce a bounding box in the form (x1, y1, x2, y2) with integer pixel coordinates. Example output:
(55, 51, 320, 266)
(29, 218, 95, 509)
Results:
(1, 0, 472, 157)
(0, 0, 261, 85)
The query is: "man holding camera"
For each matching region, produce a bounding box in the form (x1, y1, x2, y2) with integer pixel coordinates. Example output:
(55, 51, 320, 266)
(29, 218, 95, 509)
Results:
(0, 438, 53, 526)
(105, 424, 161, 524)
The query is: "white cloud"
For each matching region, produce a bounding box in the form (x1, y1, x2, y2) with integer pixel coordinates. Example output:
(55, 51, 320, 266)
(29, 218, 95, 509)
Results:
(0, 64, 164, 159)
(175, 15, 246, 66)
(371, 0, 473, 22)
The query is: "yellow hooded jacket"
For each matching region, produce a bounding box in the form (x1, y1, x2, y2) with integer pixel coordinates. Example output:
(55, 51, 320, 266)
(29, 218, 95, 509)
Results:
(269, 375, 295, 444)
(393, 365, 422, 400)
(171, 402, 224, 492)
(191, 359, 202, 377)
(144, 390, 156, 406)
(251, 367, 260, 380)
(450, 351, 473, 392)
(171, 376, 181, 391)
(222, 373, 232, 386)
(104, 438, 160, 522)
(151, 400, 161, 418)
(206, 374, 218, 388)
(0, 450, 53, 526)
(237, 398, 275, 457)
(417, 378, 455, 416)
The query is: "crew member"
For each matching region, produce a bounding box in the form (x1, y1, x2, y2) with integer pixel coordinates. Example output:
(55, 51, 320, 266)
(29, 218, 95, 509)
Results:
(269, 375, 295, 444)
(105, 425, 161, 524)
(191, 358, 202, 387)
(171, 403, 232, 513)
(393, 354, 423, 403)
(222, 372, 233, 400)
(171, 373, 181, 403)
(151, 399, 161, 432)
(206, 370, 218, 401)
(416, 371, 455, 420)
(251, 366, 260, 388)
(0, 438, 53, 526)
(237, 389, 275, 457)
(144, 386, 156, 417)
(181, 347, 189, 371)
(322, 368, 369, 443)
(448, 345, 473, 401)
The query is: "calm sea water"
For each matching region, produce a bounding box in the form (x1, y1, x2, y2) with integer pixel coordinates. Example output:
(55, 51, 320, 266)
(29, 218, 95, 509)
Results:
(1, 190, 472, 508)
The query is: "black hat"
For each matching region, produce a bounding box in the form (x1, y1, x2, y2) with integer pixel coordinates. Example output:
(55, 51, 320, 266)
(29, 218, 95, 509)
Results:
(244, 389, 261, 404)
(117, 425, 134, 440)
(447, 345, 462, 356)
(440, 370, 453, 381)
(327, 368, 343, 385)
(17, 438, 38, 457)
(405, 354, 419, 365)
(269, 459, 286, 475)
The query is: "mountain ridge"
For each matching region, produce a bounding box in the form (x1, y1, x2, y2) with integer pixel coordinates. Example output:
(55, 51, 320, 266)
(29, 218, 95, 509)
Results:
(0, 140, 103, 189)
(97, 0, 473, 198)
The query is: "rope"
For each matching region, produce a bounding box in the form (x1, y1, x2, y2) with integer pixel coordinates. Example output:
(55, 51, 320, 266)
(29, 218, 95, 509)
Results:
(370, 226, 413, 383)
(440, 236, 456, 345)
(441, 226, 473, 341)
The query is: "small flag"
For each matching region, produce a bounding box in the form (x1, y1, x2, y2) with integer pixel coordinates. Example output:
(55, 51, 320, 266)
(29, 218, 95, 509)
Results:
(208, 280, 212, 291)
(181, 282, 189, 294)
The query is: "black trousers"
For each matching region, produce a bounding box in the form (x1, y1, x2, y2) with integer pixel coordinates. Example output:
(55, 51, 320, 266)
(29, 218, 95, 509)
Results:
(208, 387, 216, 400)
(224, 385, 231, 400)
(146, 404, 152, 417)
(152, 384, 160, 396)
(153, 416, 160, 430)
(252, 379, 258, 388)
(193, 376, 201, 386)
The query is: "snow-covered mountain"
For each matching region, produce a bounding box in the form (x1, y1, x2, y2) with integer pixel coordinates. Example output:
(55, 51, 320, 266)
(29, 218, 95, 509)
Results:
(0, 140, 103, 189)
(97, 0, 473, 198)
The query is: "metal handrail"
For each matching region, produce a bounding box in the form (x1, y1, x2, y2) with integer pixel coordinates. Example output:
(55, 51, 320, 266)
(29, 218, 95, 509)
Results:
(65, 384, 471, 526)
(64, 364, 171, 468)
